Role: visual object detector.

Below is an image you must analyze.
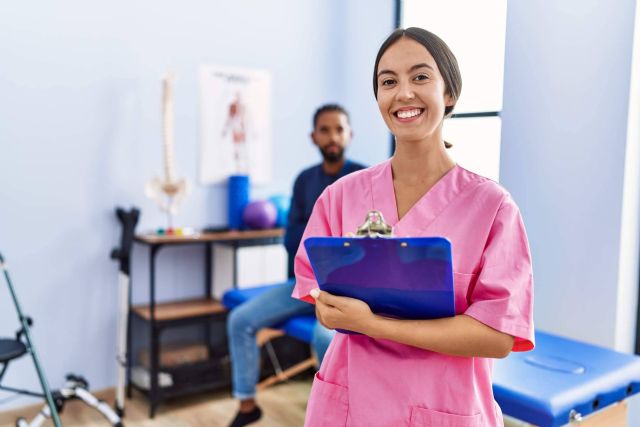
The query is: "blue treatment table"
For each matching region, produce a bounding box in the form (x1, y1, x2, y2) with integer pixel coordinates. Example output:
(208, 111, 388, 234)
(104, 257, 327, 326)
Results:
(493, 331, 640, 426)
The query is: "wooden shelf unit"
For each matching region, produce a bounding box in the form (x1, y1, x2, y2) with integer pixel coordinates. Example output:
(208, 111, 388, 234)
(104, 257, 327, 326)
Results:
(129, 228, 285, 417)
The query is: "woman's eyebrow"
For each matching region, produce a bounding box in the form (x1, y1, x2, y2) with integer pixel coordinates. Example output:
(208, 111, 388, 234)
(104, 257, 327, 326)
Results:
(409, 63, 434, 72)
(378, 63, 434, 78)
(377, 69, 397, 78)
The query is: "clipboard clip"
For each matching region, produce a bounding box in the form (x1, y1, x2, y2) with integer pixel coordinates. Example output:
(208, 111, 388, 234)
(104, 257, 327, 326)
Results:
(355, 210, 394, 238)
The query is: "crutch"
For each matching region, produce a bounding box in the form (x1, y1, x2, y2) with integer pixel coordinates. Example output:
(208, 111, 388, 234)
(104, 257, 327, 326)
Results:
(0, 252, 63, 427)
(110, 207, 139, 416)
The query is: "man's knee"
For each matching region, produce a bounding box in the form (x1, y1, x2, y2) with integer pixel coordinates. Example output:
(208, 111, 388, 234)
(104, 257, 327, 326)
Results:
(227, 305, 253, 336)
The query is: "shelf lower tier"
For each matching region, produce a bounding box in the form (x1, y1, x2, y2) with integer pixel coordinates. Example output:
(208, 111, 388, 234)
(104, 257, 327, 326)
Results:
(130, 358, 231, 401)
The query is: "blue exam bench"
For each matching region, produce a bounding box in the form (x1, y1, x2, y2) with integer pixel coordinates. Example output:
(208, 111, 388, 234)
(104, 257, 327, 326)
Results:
(494, 330, 640, 426)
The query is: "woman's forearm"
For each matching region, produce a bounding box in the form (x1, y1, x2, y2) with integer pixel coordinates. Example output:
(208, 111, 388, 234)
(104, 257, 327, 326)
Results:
(364, 314, 514, 358)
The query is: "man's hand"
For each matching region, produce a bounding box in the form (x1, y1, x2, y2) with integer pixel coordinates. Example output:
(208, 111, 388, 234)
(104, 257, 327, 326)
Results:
(310, 289, 376, 335)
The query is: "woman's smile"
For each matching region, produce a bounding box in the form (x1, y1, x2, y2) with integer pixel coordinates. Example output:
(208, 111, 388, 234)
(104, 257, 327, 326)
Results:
(393, 107, 425, 122)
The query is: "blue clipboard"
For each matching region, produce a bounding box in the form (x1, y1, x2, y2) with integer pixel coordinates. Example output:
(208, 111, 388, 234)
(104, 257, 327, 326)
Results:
(304, 236, 455, 334)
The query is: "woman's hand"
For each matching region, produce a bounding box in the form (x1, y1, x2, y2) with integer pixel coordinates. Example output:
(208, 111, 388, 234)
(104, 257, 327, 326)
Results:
(310, 289, 376, 335)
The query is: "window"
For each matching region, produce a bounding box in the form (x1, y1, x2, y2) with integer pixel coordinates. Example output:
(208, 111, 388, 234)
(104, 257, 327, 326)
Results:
(400, 0, 507, 181)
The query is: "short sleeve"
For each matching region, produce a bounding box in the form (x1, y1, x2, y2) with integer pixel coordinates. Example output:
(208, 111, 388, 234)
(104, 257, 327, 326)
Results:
(464, 196, 535, 352)
(291, 187, 335, 304)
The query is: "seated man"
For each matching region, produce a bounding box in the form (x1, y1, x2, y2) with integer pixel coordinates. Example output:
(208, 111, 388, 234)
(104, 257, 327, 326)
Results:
(227, 104, 366, 427)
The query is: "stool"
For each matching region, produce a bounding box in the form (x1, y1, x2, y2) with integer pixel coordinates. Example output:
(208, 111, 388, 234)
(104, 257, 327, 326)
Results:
(223, 283, 317, 390)
(493, 331, 640, 426)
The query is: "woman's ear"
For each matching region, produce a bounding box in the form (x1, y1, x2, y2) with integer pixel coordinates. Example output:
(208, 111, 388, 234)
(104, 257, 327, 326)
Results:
(444, 92, 454, 107)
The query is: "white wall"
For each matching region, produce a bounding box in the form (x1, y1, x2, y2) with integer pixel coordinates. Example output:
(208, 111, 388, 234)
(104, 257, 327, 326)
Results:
(340, 0, 395, 165)
(501, 0, 638, 351)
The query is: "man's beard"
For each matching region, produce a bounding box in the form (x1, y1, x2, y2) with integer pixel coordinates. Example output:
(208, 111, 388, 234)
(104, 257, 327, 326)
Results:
(320, 145, 344, 163)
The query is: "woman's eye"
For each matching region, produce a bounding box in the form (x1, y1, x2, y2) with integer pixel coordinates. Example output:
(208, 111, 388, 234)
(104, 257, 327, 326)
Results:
(414, 74, 429, 81)
(381, 78, 395, 86)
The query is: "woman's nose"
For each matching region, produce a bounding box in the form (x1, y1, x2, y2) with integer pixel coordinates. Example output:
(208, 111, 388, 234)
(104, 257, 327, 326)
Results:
(396, 81, 415, 101)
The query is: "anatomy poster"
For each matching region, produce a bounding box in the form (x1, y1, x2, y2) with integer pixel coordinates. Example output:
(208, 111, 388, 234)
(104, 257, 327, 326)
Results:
(199, 65, 272, 184)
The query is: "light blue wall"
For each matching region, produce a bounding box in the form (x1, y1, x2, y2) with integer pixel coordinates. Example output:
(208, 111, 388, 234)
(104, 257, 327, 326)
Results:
(341, 0, 395, 164)
(0, 0, 392, 408)
(501, 0, 637, 348)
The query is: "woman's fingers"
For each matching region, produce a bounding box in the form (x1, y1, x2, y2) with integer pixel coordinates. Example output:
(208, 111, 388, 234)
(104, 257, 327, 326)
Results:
(315, 298, 337, 329)
(310, 288, 343, 308)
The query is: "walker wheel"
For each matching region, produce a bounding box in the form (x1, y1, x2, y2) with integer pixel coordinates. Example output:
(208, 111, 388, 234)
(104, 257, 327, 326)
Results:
(53, 391, 65, 412)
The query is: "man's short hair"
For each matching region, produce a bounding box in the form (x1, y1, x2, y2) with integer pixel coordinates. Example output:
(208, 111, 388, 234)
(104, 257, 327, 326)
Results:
(313, 104, 350, 128)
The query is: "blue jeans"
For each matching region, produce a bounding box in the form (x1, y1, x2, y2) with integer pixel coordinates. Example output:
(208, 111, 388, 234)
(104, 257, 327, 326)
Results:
(227, 283, 335, 399)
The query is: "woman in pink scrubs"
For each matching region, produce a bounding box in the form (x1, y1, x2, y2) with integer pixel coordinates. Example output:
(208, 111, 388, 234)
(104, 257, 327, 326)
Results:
(292, 27, 534, 427)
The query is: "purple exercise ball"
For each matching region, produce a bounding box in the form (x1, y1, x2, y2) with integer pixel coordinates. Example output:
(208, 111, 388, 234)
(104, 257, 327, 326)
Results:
(243, 200, 278, 230)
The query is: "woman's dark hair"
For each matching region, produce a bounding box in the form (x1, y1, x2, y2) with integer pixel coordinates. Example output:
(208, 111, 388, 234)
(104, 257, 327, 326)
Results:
(373, 27, 462, 148)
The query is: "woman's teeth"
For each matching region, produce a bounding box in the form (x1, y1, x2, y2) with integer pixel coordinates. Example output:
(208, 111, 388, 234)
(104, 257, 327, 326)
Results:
(396, 109, 422, 119)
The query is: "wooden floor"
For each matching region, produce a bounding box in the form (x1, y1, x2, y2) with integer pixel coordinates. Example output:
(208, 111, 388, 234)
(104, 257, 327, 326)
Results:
(0, 380, 312, 427)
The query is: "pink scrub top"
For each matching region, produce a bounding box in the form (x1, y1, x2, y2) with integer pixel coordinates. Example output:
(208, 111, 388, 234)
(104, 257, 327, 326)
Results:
(292, 161, 534, 427)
